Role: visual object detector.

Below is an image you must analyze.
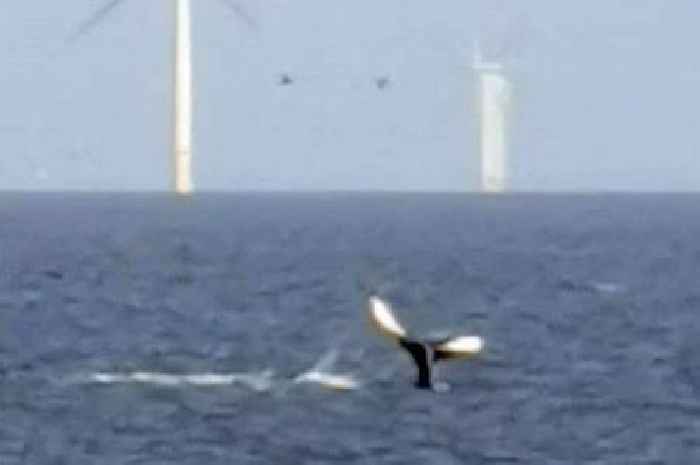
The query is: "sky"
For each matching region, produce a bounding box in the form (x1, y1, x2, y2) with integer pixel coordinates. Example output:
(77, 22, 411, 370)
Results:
(1, 1, 700, 191)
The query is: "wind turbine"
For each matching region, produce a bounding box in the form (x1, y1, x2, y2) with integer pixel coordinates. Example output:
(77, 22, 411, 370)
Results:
(71, 0, 256, 195)
(473, 40, 512, 193)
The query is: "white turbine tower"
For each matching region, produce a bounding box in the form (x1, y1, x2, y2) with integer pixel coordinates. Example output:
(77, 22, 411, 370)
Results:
(173, 0, 193, 195)
(473, 41, 512, 193)
(71, 0, 255, 196)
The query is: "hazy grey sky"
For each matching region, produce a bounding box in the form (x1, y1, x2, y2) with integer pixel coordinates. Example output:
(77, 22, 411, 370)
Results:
(1, 1, 699, 191)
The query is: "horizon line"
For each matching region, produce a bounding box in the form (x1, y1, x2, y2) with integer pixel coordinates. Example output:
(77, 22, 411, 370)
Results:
(1, 189, 699, 195)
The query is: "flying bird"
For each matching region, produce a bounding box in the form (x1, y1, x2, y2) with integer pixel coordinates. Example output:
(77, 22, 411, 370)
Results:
(375, 77, 390, 90)
(367, 296, 484, 390)
(278, 73, 293, 86)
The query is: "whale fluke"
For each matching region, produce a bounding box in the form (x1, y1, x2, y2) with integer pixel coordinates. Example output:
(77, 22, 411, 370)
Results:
(368, 296, 407, 339)
(434, 336, 485, 360)
(367, 296, 484, 389)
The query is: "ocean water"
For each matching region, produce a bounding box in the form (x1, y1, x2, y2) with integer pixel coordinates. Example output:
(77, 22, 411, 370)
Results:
(1, 193, 700, 464)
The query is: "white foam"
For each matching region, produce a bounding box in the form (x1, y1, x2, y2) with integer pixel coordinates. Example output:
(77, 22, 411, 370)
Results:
(309, 348, 339, 373)
(76, 345, 364, 393)
(85, 370, 274, 391)
(589, 282, 625, 294)
(293, 347, 361, 390)
(82, 366, 360, 392)
(294, 371, 361, 390)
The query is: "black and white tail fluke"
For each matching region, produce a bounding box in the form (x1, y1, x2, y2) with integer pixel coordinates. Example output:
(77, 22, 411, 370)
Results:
(367, 296, 484, 390)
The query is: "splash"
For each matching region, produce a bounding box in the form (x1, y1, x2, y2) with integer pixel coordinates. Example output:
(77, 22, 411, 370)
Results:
(77, 348, 361, 392)
(85, 370, 275, 391)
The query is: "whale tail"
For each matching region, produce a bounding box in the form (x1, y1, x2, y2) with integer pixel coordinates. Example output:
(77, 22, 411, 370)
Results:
(367, 296, 407, 339)
(432, 336, 484, 360)
(367, 296, 484, 389)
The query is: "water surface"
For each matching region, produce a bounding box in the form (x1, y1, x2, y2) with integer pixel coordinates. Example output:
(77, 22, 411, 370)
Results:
(1, 193, 700, 463)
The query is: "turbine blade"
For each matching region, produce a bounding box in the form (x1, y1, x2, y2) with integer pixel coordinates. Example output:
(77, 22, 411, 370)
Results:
(368, 296, 407, 339)
(217, 0, 259, 31)
(67, 0, 128, 42)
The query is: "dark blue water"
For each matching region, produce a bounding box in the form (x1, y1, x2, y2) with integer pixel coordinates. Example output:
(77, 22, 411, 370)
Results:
(2, 193, 700, 464)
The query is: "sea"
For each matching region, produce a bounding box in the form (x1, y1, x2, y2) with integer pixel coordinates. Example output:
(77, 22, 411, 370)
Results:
(1, 192, 700, 464)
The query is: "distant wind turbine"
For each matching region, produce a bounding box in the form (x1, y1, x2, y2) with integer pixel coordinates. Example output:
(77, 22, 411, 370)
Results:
(473, 40, 512, 193)
(71, 0, 257, 195)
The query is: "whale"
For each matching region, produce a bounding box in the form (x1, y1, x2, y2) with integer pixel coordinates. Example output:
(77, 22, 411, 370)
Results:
(367, 296, 484, 389)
